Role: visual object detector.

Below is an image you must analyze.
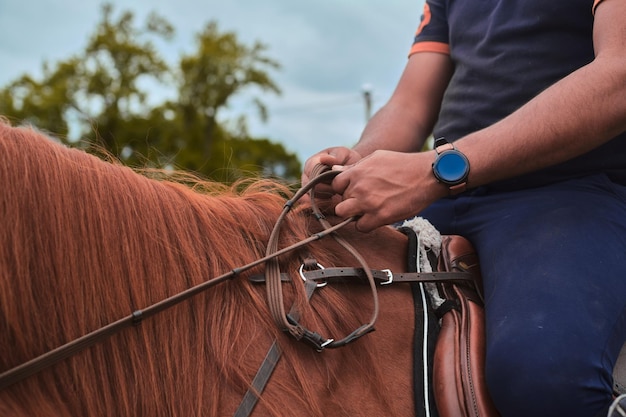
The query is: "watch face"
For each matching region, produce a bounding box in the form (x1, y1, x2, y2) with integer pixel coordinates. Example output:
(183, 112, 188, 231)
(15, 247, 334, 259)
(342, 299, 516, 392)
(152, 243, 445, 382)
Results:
(434, 151, 469, 183)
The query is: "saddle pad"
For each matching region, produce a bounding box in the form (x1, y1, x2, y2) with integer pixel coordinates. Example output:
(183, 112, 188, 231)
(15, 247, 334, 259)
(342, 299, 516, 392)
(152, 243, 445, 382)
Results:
(614, 343, 626, 395)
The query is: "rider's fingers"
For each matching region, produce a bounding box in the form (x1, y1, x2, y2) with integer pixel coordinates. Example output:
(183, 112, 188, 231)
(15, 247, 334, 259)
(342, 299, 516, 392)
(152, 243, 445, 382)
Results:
(333, 195, 361, 219)
(330, 165, 353, 196)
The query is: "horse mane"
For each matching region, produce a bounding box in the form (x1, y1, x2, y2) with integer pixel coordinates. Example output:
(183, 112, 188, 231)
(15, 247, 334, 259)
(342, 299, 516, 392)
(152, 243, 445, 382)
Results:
(0, 120, 392, 416)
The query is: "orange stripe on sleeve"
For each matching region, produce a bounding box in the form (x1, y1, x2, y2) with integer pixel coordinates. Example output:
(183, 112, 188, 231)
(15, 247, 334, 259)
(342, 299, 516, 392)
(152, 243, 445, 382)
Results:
(409, 41, 451, 56)
(415, 3, 432, 36)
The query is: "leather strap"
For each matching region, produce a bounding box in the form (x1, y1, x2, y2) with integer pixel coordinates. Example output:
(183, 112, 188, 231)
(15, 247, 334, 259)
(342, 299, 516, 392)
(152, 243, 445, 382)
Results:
(264, 164, 378, 351)
(250, 269, 473, 286)
(233, 341, 282, 417)
(302, 268, 473, 285)
(0, 166, 356, 391)
(234, 278, 320, 417)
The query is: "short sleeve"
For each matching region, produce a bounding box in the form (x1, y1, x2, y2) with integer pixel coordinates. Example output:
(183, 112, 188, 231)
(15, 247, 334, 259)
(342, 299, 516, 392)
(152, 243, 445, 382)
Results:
(410, 0, 450, 56)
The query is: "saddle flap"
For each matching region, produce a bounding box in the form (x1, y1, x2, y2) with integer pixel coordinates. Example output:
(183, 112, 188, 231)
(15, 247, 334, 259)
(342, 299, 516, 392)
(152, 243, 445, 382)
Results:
(438, 235, 485, 300)
(433, 235, 501, 417)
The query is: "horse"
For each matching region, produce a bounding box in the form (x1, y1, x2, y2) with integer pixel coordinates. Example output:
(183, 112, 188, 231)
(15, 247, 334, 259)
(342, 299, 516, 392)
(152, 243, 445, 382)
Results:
(0, 119, 418, 417)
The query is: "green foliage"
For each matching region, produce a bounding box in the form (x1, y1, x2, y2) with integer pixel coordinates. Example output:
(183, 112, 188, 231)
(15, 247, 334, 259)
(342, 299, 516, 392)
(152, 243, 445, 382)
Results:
(0, 59, 82, 138)
(210, 135, 302, 183)
(0, 3, 301, 183)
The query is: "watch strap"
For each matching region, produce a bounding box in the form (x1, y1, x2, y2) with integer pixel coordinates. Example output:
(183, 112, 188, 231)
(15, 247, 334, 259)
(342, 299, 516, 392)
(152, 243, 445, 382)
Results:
(449, 182, 467, 195)
(435, 142, 454, 154)
(434, 137, 452, 152)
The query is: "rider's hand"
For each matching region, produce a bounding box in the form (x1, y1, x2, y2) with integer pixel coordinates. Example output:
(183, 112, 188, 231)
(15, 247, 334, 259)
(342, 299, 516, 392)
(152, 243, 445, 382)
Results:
(330, 150, 446, 232)
(300, 147, 362, 210)
(301, 147, 362, 186)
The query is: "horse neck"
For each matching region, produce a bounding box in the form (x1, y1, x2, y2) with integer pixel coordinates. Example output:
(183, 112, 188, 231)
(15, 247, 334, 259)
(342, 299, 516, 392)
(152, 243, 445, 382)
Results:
(0, 122, 413, 417)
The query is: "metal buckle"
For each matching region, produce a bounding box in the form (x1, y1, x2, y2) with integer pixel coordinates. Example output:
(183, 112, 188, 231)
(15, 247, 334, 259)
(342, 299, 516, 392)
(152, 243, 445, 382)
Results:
(380, 269, 393, 285)
(298, 263, 327, 288)
(286, 314, 334, 351)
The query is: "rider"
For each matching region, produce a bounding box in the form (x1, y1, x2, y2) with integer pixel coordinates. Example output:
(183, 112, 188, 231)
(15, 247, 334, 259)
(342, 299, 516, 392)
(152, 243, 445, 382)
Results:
(302, 0, 626, 416)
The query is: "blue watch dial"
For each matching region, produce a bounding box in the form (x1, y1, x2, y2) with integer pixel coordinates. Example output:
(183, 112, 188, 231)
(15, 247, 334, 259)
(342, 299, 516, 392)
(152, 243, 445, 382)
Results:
(435, 151, 469, 183)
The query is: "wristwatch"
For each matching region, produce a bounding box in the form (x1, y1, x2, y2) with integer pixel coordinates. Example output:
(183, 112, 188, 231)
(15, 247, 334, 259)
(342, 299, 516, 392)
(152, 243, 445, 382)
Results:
(432, 137, 470, 195)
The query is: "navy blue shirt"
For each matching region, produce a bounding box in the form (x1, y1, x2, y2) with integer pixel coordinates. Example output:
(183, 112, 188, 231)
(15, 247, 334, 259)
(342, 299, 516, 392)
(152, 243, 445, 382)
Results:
(413, 0, 626, 190)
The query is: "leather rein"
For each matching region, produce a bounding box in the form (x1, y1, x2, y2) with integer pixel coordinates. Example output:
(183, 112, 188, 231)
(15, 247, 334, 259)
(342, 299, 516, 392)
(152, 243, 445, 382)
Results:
(0, 164, 473, 417)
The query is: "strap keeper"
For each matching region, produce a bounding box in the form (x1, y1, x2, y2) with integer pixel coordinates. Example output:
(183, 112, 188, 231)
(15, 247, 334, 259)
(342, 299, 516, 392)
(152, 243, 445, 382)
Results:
(131, 310, 144, 326)
(313, 212, 326, 220)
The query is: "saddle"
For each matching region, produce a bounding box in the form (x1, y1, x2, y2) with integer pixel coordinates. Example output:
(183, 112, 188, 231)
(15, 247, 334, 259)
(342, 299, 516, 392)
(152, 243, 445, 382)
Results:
(430, 235, 500, 417)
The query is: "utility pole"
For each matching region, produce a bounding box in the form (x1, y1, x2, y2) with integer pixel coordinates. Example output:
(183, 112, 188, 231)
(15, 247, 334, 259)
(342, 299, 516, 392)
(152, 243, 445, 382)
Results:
(362, 84, 372, 122)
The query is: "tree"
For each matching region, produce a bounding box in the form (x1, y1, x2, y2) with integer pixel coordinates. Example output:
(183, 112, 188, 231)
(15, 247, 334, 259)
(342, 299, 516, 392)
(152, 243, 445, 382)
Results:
(1, 4, 172, 151)
(0, 59, 82, 138)
(156, 21, 286, 179)
(80, 3, 173, 155)
(0, 3, 301, 182)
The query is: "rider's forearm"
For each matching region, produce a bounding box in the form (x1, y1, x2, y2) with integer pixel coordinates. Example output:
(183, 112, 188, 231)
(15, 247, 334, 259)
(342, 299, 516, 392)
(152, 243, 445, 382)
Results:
(352, 102, 429, 157)
(457, 51, 626, 189)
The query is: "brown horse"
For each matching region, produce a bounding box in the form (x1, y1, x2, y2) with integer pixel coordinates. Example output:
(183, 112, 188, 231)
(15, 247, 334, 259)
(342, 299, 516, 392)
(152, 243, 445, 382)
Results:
(0, 119, 418, 417)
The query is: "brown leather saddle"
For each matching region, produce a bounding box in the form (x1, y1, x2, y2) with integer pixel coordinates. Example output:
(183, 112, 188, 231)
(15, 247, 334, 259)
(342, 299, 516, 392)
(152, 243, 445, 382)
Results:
(430, 235, 500, 417)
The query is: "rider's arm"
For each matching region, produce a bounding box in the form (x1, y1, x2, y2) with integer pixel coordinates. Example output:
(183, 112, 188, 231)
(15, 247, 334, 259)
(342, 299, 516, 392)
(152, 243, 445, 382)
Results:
(302, 51, 453, 183)
(455, 0, 626, 187)
(332, 0, 626, 232)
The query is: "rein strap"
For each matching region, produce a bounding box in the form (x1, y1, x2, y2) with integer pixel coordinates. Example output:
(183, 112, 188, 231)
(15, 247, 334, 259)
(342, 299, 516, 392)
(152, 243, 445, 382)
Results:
(0, 165, 353, 391)
(264, 164, 379, 350)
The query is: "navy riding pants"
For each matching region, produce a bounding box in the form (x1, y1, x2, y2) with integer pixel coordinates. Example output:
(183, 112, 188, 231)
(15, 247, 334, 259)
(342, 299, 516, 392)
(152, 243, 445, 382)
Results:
(418, 174, 626, 417)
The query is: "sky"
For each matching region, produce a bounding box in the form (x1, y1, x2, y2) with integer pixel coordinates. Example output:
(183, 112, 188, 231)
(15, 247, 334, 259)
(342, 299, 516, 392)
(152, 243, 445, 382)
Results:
(0, 0, 424, 163)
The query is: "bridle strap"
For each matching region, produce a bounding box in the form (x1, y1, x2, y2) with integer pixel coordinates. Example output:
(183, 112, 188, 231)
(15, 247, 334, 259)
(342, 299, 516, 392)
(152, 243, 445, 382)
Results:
(233, 278, 318, 417)
(0, 166, 352, 391)
(251, 268, 473, 285)
(264, 164, 379, 350)
(233, 340, 282, 417)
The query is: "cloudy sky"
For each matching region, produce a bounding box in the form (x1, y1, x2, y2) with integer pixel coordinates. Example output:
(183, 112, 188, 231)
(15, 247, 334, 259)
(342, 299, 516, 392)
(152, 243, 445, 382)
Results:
(0, 0, 424, 163)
